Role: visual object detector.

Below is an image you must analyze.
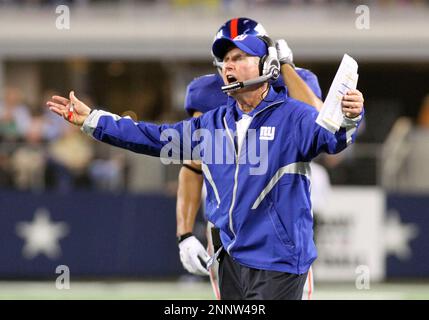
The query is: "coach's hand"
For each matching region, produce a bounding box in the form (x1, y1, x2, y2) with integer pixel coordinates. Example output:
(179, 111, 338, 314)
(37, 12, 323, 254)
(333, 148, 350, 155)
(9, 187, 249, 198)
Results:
(178, 235, 210, 276)
(342, 89, 364, 118)
(276, 39, 294, 67)
(47, 91, 91, 126)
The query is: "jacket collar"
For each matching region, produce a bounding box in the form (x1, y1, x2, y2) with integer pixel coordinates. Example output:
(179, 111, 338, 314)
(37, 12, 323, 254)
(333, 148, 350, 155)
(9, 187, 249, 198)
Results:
(224, 86, 285, 128)
(232, 86, 284, 121)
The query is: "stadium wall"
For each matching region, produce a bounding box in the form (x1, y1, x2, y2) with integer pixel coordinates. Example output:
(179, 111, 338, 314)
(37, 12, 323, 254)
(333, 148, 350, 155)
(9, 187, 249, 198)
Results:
(0, 188, 426, 281)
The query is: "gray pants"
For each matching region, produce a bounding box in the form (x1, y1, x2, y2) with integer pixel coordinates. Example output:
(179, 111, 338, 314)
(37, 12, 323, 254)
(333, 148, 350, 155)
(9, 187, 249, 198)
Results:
(218, 251, 308, 300)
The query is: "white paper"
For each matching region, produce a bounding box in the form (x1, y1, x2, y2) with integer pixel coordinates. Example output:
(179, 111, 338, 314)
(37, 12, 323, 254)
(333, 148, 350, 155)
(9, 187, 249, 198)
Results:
(316, 54, 359, 133)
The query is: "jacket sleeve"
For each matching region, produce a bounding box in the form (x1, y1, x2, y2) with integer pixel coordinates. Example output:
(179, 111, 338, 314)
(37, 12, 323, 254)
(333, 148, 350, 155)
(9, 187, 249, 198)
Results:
(292, 103, 363, 159)
(81, 109, 200, 160)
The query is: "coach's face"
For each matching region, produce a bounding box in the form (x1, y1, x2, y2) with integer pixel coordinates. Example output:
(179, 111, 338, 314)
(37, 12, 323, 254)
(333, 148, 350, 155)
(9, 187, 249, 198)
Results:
(222, 47, 260, 92)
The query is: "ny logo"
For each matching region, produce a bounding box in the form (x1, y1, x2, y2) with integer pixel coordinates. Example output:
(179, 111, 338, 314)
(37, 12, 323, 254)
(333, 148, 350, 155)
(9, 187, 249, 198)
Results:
(234, 34, 248, 41)
(260, 126, 275, 141)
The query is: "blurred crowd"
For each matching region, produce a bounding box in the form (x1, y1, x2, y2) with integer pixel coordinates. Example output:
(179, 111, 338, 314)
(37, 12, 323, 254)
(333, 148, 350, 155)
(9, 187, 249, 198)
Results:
(2, 84, 429, 193)
(0, 87, 127, 192)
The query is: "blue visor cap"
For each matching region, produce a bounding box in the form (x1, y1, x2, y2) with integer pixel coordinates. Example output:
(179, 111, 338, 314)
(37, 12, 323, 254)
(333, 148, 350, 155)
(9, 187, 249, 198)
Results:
(212, 34, 267, 61)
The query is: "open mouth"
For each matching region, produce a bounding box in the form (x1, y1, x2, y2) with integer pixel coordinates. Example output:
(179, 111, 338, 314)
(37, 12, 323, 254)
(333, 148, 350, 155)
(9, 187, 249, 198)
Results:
(226, 75, 237, 84)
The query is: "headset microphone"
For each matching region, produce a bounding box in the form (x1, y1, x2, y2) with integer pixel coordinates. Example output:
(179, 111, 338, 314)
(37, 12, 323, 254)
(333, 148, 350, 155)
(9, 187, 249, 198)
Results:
(221, 72, 278, 93)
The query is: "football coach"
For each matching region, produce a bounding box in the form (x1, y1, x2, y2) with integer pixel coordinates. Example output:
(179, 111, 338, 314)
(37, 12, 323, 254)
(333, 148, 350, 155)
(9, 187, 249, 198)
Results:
(47, 34, 364, 300)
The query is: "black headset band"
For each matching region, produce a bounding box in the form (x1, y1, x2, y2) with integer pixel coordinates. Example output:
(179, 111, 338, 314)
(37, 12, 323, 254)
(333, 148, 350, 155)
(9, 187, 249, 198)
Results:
(257, 35, 277, 77)
(257, 35, 275, 48)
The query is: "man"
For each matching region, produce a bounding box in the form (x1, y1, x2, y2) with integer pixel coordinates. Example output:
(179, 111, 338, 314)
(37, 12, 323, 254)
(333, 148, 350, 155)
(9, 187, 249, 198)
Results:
(178, 64, 323, 299)
(47, 34, 364, 299)
(177, 25, 322, 300)
(176, 17, 364, 300)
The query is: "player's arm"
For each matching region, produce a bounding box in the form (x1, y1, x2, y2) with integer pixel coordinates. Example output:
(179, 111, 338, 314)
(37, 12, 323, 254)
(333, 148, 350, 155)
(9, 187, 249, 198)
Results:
(276, 40, 365, 113)
(281, 63, 324, 111)
(176, 111, 209, 276)
(276, 39, 324, 111)
(176, 112, 203, 236)
(176, 161, 203, 236)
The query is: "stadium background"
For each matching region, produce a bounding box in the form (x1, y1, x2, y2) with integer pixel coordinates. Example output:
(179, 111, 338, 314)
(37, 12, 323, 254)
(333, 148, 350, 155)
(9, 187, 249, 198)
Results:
(0, 0, 428, 299)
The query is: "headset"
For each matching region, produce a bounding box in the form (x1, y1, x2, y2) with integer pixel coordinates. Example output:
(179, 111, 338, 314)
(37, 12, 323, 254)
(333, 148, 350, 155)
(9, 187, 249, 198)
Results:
(221, 35, 280, 93)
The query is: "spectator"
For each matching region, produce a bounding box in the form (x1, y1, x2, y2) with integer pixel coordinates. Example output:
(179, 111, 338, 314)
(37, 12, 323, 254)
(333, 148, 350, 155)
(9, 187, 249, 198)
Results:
(10, 112, 46, 190)
(88, 143, 127, 192)
(0, 87, 31, 142)
(47, 124, 94, 192)
(0, 87, 32, 188)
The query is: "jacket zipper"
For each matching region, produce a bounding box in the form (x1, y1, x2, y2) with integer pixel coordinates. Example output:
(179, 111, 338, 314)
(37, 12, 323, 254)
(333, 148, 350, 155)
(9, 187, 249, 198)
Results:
(223, 100, 284, 255)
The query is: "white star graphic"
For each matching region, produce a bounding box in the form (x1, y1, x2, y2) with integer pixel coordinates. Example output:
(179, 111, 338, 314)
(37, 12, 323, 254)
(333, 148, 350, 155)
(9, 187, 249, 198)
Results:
(16, 208, 69, 260)
(384, 210, 419, 261)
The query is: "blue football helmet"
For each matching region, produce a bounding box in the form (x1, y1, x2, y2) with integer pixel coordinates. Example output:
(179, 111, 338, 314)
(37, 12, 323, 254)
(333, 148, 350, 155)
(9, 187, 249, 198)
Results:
(212, 17, 268, 70)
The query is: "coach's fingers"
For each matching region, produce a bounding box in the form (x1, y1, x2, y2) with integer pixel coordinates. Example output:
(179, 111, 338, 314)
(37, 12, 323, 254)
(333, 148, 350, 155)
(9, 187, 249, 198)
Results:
(69, 90, 76, 102)
(70, 90, 84, 107)
(48, 106, 66, 117)
(51, 95, 70, 106)
(341, 101, 362, 109)
(69, 90, 92, 116)
(47, 102, 71, 121)
(343, 109, 361, 118)
(344, 90, 364, 102)
(342, 105, 362, 112)
(342, 107, 362, 114)
(47, 101, 68, 112)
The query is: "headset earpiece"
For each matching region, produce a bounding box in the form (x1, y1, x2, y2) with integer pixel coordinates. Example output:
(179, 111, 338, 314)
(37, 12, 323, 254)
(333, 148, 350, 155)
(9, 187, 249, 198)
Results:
(257, 35, 280, 80)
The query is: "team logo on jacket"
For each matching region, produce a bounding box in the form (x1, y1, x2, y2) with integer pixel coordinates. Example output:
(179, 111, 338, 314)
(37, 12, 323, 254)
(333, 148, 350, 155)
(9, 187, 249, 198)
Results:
(260, 126, 275, 141)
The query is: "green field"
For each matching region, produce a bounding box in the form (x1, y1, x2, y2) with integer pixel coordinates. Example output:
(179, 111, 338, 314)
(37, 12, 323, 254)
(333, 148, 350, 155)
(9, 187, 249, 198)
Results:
(0, 280, 428, 300)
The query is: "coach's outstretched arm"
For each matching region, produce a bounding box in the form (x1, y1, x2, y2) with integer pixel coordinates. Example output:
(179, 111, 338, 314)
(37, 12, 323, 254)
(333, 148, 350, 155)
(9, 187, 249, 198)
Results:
(47, 91, 195, 158)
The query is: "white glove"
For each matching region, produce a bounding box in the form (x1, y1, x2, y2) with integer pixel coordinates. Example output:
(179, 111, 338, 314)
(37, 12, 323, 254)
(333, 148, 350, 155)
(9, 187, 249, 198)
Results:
(276, 39, 295, 68)
(178, 235, 210, 276)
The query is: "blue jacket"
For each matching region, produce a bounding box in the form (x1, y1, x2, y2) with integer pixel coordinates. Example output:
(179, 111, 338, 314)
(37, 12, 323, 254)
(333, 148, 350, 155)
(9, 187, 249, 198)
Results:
(82, 86, 362, 274)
